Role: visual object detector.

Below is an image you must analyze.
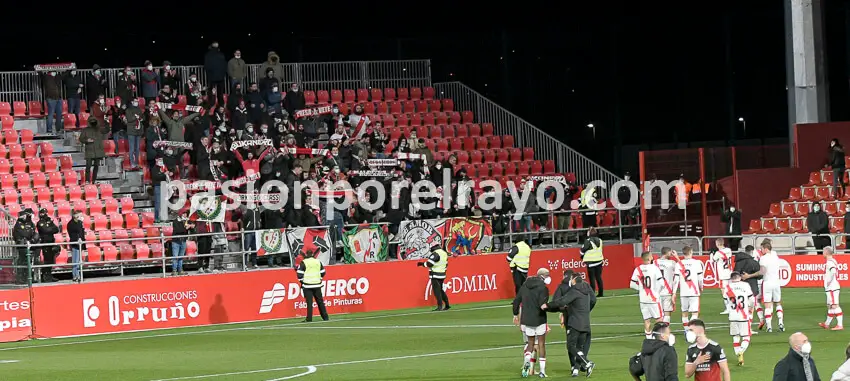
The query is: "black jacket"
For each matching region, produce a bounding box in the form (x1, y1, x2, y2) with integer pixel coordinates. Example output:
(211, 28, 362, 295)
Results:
(242, 209, 260, 232)
(640, 338, 679, 381)
(733, 252, 762, 296)
(12, 218, 37, 245)
(547, 281, 596, 332)
(36, 218, 59, 244)
(512, 276, 549, 327)
(204, 48, 227, 82)
(66, 219, 86, 250)
(284, 90, 306, 113)
(831, 145, 845, 169)
(63, 73, 83, 99)
(772, 348, 821, 381)
(721, 210, 742, 235)
(845, 210, 850, 233)
(86, 73, 107, 102)
(807, 210, 830, 235)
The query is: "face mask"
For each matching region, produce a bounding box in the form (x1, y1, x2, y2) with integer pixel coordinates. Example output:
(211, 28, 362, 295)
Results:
(246, 127, 253, 132)
(214, 147, 220, 153)
(165, 149, 174, 156)
(160, 128, 167, 134)
(334, 168, 340, 174)
(624, 176, 630, 181)
(261, 128, 268, 133)
(292, 87, 298, 92)
(98, 99, 105, 104)
(115, 101, 121, 106)
(165, 65, 171, 70)
(215, 131, 221, 136)
(730, 207, 735, 212)
(49, 72, 56, 77)
(543, 276, 551, 285)
(272, 87, 279, 92)
(333, 108, 339, 113)
(94, 70, 101, 75)
(131, 102, 138, 107)
(814, 206, 821, 212)
(831, 142, 836, 147)
(146, 65, 153, 70)
(235, 55, 241, 59)
(801, 342, 812, 354)
(191, 78, 197, 82)
(436, 165, 442, 169)
(268, 73, 274, 78)
(667, 333, 676, 347)
(685, 330, 697, 344)
(126, 70, 132, 75)
(218, 125, 227, 132)
(71, 71, 77, 76)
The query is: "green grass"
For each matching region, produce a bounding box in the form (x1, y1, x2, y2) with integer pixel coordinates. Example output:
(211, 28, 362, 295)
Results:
(0, 288, 844, 380)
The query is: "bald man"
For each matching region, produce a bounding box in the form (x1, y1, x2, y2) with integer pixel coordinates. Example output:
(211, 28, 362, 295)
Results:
(772, 332, 821, 381)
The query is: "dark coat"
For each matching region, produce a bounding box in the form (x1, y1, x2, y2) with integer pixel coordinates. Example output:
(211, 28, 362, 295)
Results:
(807, 210, 830, 235)
(721, 209, 742, 235)
(640, 338, 679, 381)
(66, 219, 86, 251)
(204, 48, 227, 82)
(734, 252, 762, 296)
(772, 348, 821, 381)
(547, 281, 596, 332)
(511, 275, 549, 327)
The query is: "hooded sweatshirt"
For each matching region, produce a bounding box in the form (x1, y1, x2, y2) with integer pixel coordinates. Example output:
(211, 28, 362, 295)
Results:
(640, 338, 679, 381)
(547, 280, 596, 332)
(511, 275, 549, 327)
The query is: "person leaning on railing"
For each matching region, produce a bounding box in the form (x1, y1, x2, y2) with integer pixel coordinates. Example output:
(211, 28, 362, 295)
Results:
(66, 210, 86, 283)
(12, 209, 37, 285)
(36, 208, 59, 283)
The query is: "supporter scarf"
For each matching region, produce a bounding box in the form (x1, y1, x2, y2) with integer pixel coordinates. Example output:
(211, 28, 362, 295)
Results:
(527, 175, 567, 186)
(294, 105, 333, 119)
(351, 170, 392, 177)
(34, 62, 76, 72)
(231, 139, 273, 151)
(396, 152, 424, 161)
(234, 193, 281, 203)
(153, 141, 193, 150)
(367, 159, 399, 168)
(279, 146, 329, 157)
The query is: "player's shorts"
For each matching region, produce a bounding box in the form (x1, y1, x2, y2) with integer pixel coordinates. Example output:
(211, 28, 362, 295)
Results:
(762, 284, 782, 303)
(827, 290, 841, 306)
(660, 295, 675, 312)
(640, 302, 663, 320)
(522, 324, 547, 337)
(730, 321, 752, 337)
(680, 296, 700, 313)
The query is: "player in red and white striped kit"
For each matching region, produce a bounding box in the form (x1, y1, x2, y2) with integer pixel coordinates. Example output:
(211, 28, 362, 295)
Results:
(713, 239, 734, 315)
(758, 240, 785, 333)
(675, 246, 704, 331)
(656, 247, 680, 324)
(726, 272, 755, 366)
(819, 246, 844, 331)
(631, 251, 665, 339)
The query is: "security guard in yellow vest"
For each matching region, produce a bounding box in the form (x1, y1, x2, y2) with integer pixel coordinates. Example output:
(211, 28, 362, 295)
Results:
(296, 251, 329, 322)
(418, 245, 451, 311)
(506, 240, 532, 295)
(579, 227, 605, 297)
(580, 185, 598, 230)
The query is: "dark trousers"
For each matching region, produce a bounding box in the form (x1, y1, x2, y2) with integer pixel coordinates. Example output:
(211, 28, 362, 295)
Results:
(581, 213, 597, 232)
(430, 278, 450, 309)
(41, 245, 56, 279)
(15, 247, 29, 284)
(566, 329, 591, 370)
(302, 287, 329, 321)
(85, 158, 101, 183)
(814, 235, 831, 254)
(586, 264, 604, 296)
(834, 168, 846, 197)
(728, 237, 741, 251)
(512, 269, 527, 295)
(197, 236, 212, 269)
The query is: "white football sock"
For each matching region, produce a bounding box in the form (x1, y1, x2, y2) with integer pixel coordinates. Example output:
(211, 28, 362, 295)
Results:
(733, 336, 741, 355)
(838, 308, 844, 326)
(765, 307, 773, 329)
(826, 308, 835, 325)
(776, 305, 784, 325)
(539, 357, 546, 373)
(741, 336, 750, 353)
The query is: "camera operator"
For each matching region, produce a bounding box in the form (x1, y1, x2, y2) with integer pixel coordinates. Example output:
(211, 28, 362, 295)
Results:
(12, 208, 38, 284)
(36, 208, 60, 282)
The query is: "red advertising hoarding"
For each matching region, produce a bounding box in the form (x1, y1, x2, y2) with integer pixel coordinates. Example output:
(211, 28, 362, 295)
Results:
(0, 245, 634, 341)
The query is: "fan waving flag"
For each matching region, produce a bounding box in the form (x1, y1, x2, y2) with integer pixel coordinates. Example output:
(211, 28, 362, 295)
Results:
(188, 194, 226, 222)
(343, 224, 389, 264)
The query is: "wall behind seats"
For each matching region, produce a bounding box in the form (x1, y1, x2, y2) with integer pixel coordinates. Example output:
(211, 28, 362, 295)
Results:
(736, 167, 810, 227)
(795, 122, 850, 170)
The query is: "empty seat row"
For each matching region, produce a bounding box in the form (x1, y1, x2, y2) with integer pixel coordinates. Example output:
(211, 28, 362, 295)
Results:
(0, 142, 53, 159)
(381, 123, 495, 139)
(0, 129, 35, 145)
(768, 200, 849, 218)
(0, 179, 109, 199)
(301, 87, 439, 105)
(11, 197, 133, 219)
(331, 101, 461, 119)
(748, 215, 845, 234)
(786, 185, 849, 202)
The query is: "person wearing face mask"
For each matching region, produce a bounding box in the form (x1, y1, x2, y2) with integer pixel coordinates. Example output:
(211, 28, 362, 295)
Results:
(86, 64, 108, 105)
(543, 270, 598, 378)
(227, 49, 246, 88)
(226, 82, 244, 113)
(185, 73, 203, 106)
(79, 116, 105, 184)
(36, 208, 60, 283)
(245, 82, 265, 123)
(259, 67, 280, 98)
(66, 210, 86, 283)
(204, 41, 227, 104)
(121, 97, 143, 170)
(831, 343, 850, 381)
(720, 204, 742, 250)
(417, 244, 452, 311)
(160, 61, 180, 92)
(265, 84, 283, 114)
(773, 332, 821, 381)
(807, 201, 831, 254)
(683, 319, 731, 381)
(40, 70, 63, 133)
(630, 322, 679, 381)
(158, 107, 200, 143)
(158, 85, 176, 105)
(11, 208, 37, 284)
(63, 68, 84, 129)
(511, 268, 551, 378)
(140, 60, 160, 102)
(283, 82, 306, 117)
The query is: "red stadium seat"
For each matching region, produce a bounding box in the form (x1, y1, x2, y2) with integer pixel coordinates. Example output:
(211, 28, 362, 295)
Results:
(0, 174, 12, 189)
(523, 147, 535, 161)
(761, 218, 777, 233)
(102, 245, 118, 262)
(84, 184, 98, 200)
(2, 130, 15, 145)
(815, 186, 831, 201)
(48, 172, 63, 188)
(543, 160, 556, 174)
(149, 243, 163, 258)
(16, 173, 30, 188)
(86, 246, 102, 263)
(502, 135, 515, 148)
(344, 89, 356, 103)
(0, 159, 9, 174)
(531, 161, 543, 175)
(462, 111, 474, 124)
(22, 144, 37, 158)
(18, 188, 33, 204)
(89, 199, 104, 215)
(141, 212, 154, 227)
(316, 90, 329, 105)
(442, 99, 455, 112)
(59, 155, 73, 171)
(491, 163, 504, 176)
(383, 88, 396, 101)
(11, 158, 26, 174)
(488, 136, 501, 149)
(6, 144, 21, 158)
(330, 89, 343, 104)
(410, 87, 422, 100)
(35, 187, 51, 203)
(357, 88, 369, 103)
(28, 158, 42, 173)
(114, 229, 129, 245)
(303, 90, 316, 105)
(108, 213, 124, 229)
(64, 171, 79, 186)
(768, 203, 781, 217)
(475, 137, 489, 150)
(504, 162, 517, 176)
(397, 88, 409, 100)
(67, 185, 82, 202)
(371, 88, 383, 101)
(12, 101, 25, 116)
(809, 172, 823, 185)
(483, 150, 496, 163)
(0, 116, 14, 130)
(43, 156, 58, 172)
(423, 87, 435, 100)
(496, 149, 509, 162)
(0, 102, 10, 116)
(124, 211, 140, 229)
(18, 129, 33, 145)
(102, 140, 117, 156)
(517, 162, 531, 176)
(402, 101, 416, 114)
(454, 124, 467, 138)
(104, 199, 119, 214)
(134, 243, 150, 259)
(510, 148, 522, 162)
(99, 183, 113, 199)
(27, 101, 42, 115)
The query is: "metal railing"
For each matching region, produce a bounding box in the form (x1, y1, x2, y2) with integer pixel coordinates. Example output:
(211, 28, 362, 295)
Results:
(432, 82, 622, 187)
(0, 60, 432, 104)
(647, 233, 849, 256)
(497, 208, 640, 250)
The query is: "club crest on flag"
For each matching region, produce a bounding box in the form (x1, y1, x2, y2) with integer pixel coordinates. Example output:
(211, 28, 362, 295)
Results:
(399, 220, 443, 260)
(189, 195, 225, 222)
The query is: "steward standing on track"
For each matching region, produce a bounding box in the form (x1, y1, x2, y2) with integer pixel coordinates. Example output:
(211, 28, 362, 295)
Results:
(544, 270, 597, 377)
(296, 250, 329, 322)
(418, 244, 451, 311)
(507, 239, 532, 295)
(580, 227, 605, 297)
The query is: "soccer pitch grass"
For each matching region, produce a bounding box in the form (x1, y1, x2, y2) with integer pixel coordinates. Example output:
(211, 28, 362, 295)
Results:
(0, 288, 845, 380)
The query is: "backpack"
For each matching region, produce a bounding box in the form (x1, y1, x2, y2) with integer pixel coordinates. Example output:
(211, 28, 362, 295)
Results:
(628, 352, 645, 377)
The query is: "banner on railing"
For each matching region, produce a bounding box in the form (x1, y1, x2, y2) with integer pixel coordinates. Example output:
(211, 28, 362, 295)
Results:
(256, 228, 332, 265)
(188, 194, 225, 222)
(397, 217, 493, 259)
(8, 245, 633, 340)
(343, 224, 389, 264)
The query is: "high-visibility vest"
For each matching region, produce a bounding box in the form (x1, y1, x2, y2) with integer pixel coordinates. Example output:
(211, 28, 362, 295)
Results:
(431, 249, 449, 274)
(675, 182, 692, 204)
(509, 241, 531, 272)
(583, 238, 604, 262)
(302, 257, 323, 286)
(691, 183, 710, 194)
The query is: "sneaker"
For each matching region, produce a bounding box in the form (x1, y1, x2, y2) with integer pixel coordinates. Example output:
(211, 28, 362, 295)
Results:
(537, 372, 547, 378)
(433, 307, 443, 312)
(832, 325, 844, 331)
(819, 322, 830, 329)
(767, 328, 773, 333)
(522, 360, 532, 378)
(737, 353, 744, 366)
(585, 361, 595, 377)
(779, 323, 785, 332)
(571, 368, 579, 377)
(178, 271, 186, 276)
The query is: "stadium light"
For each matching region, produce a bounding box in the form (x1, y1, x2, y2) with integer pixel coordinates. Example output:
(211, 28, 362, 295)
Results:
(587, 123, 596, 139)
(738, 117, 746, 135)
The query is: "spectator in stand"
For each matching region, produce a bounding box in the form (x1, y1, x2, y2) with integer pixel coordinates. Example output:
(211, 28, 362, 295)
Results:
(259, 68, 279, 99)
(36, 208, 59, 283)
(40, 70, 63, 134)
(721, 204, 742, 251)
(830, 138, 846, 199)
(110, 96, 127, 144)
(844, 204, 850, 246)
(204, 41, 227, 104)
(773, 332, 820, 381)
(116, 68, 136, 107)
(245, 82, 265, 124)
(86, 64, 107, 104)
(196, 221, 212, 273)
(158, 108, 200, 143)
(263, 205, 286, 267)
(171, 211, 194, 276)
(79, 117, 105, 184)
(227, 49, 246, 87)
(259, 51, 284, 84)
(125, 98, 143, 170)
(90, 94, 110, 133)
(185, 73, 203, 106)
(226, 82, 244, 114)
(159, 85, 177, 105)
(284, 83, 305, 117)
(140, 61, 160, 103)
(66, 210, 86, 283)
(807, 201, 831, 254)
(63, 68, 84, 129)
(242, 203, 260, 269)
(265, 84, 283, 115)
(160, 61, 180, 93)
